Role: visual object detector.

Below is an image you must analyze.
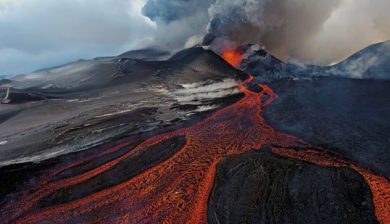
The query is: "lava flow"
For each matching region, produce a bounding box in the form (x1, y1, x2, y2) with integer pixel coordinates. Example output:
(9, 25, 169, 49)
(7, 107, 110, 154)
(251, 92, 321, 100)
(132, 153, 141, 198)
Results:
(0, 50, 389, 224)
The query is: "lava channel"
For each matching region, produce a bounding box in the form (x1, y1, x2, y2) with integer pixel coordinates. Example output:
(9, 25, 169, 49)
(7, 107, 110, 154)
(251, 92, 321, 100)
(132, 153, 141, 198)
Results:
(0, 51, 388, 224)
(0, 76, 304, 224)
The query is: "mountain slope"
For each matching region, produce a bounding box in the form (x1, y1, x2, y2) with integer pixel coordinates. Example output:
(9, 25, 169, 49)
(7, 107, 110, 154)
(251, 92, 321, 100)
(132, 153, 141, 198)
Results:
(264, 77, 390, 176)
(240, 41, 390, 81)
(0, 46, 246, 166)
(330, 40, 390, 79)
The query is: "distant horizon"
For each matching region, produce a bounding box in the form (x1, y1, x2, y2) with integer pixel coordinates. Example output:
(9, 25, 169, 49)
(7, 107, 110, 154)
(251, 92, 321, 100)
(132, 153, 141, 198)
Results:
(1, 39, 389, 79)
(1, 0, 390, 77)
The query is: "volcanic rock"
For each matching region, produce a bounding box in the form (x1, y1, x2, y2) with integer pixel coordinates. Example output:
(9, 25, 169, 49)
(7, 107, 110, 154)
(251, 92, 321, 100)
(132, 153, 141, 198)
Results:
(208, 151, 378, 224)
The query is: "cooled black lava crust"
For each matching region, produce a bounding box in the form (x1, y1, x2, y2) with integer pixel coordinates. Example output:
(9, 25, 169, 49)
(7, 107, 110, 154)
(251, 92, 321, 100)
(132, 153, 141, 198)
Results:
(208, 151, 377, 224)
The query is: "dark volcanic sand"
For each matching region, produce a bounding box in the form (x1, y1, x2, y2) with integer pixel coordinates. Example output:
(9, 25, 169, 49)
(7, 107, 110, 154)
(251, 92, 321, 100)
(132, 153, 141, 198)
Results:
(264, 77, 390, 176)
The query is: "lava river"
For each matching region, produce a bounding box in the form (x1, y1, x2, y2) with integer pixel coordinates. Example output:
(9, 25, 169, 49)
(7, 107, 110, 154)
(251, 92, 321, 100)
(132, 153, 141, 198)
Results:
(1, 56, 389, 224)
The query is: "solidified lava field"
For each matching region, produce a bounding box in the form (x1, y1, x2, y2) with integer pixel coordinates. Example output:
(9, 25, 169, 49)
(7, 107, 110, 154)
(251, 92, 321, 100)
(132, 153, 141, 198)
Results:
(0, 47, 389, 224)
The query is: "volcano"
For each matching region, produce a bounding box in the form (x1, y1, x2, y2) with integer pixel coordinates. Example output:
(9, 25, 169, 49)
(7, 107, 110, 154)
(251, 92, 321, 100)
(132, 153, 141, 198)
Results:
(0, 43, 389, 224)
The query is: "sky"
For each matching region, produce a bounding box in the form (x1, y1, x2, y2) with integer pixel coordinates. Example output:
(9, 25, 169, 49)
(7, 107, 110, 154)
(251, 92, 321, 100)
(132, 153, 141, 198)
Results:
(0, 0, 389, 76)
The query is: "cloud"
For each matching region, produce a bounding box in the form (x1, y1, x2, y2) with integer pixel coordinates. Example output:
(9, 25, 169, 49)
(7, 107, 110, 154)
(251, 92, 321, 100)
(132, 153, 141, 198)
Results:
(142, 0, 213, 23)
(204, 0, 390, 65)
(141, 0, 214, 49)
(0, 0, 155, 76)
(142, 0, 390, 65)
(204, 0, 343, 62)
(307, 0, 390, 64)
(1, 0, 390, 76)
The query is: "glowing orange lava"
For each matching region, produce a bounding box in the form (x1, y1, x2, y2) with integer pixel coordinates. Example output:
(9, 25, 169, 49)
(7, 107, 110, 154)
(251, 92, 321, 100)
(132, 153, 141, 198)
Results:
(1, 74, 389, 223)
(0, 77, 302, 224)
(222, 49, 244, 68)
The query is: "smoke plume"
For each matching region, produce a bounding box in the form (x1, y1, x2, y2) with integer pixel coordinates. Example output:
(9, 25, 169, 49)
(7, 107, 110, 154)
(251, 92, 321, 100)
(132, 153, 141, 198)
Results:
(204, 0, 342, 63)
(144, 0, 390, 65)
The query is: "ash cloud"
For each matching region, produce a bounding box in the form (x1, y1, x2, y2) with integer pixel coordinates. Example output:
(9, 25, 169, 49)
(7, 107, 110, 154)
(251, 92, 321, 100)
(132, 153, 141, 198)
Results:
(1, 0, 390, 76)
(143, 0, 213, 23)
(206, 0, 390, 64)
(306, 0, 390, 65)
(144, 0, 390, 65)
(142, 0, 214, 49)
(204, 0, 343, 63)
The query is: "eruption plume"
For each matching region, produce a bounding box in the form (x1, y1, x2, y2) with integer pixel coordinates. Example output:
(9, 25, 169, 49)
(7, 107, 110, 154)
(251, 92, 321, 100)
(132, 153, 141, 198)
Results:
(142, 0, 390, 64)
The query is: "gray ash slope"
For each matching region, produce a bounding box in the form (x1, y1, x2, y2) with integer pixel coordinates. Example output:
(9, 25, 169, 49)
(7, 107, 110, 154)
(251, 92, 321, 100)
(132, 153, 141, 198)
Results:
(0, 46, 247, 166)
(116, 48, 170, 60)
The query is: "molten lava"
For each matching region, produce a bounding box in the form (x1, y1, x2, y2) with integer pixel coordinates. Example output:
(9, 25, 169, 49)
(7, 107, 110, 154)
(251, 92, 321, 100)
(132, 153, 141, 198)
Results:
(0, 76, 302, 224)
(0, 60, 389, 223)
(222, 49, 244, 68)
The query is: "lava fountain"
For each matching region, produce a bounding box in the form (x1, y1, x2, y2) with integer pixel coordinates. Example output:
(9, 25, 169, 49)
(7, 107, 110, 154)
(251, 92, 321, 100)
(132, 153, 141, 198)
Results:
(0, 49, 388, 224)
(222, 48, 244, 68)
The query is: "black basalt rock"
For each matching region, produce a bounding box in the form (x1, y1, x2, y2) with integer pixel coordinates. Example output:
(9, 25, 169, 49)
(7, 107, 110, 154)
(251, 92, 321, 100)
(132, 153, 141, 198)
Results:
(208, 151, 378, 224)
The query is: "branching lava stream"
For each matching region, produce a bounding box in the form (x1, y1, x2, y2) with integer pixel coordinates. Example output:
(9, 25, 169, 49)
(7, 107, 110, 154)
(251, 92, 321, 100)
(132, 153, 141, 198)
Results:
(1, 52, 389, 224)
